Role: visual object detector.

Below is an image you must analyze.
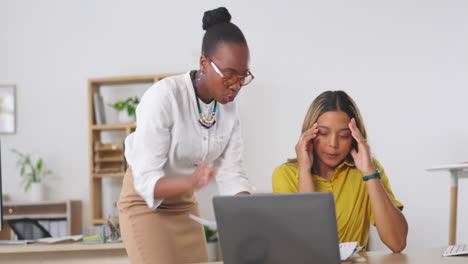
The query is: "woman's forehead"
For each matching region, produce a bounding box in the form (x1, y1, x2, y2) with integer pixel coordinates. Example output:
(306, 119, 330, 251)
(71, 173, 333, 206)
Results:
(211, 43, 250, 72)
(317, 111, 351, 127)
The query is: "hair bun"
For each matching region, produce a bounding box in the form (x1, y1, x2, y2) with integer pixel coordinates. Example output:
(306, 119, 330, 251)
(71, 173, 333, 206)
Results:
(202, 7, 232, 30)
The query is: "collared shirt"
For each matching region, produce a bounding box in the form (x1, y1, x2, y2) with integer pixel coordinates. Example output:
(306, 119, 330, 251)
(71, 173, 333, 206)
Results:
(124, 72, 250, 209)
(272, 160, 403, 247)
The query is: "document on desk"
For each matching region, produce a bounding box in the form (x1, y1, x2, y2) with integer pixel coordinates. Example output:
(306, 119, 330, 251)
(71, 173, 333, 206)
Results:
(339, 241, 363, 261)
(33, 235, 83, 244)
(188, 214, 217, 229)
(0, 235, 83, 246)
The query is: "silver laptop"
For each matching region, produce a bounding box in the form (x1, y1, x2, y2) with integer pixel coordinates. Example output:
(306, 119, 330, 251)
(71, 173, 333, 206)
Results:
(213, 192, 341, 264)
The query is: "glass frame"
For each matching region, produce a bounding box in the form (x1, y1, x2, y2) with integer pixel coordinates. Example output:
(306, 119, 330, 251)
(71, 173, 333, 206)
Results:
(208, 57, 254, 86)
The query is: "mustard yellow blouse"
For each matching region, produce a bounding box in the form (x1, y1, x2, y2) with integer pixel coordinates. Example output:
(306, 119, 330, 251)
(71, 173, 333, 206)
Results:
(272, 160, 403, 247)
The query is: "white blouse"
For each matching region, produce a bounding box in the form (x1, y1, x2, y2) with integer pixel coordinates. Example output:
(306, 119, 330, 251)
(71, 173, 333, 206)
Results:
(124, 72, 250, 209)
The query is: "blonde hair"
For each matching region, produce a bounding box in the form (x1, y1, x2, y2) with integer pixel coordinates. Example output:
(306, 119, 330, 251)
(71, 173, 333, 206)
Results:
(289, 91, 367, 165)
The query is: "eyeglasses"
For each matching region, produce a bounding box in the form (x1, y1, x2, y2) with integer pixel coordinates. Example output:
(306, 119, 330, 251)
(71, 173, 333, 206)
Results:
(208, 57, 254, 87)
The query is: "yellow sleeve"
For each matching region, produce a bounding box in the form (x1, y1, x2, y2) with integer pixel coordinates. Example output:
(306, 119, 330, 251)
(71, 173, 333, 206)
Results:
(370, 160, 404, 225)
(375, 160, 404, 210)
(272, 163, 299, 193)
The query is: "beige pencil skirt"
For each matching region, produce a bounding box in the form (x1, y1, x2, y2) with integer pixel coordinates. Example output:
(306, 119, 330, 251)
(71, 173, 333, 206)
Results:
(118, 168, 208, 264)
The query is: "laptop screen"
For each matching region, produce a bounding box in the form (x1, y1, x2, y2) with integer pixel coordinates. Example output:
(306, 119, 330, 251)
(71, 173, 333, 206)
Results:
(213, 193, 341, 264)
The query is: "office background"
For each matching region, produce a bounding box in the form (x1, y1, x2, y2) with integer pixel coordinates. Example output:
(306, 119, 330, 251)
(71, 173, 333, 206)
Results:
(1, 0, 467, 250)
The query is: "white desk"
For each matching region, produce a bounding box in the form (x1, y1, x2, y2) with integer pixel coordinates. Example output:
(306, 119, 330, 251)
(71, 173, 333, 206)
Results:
(0, 242, 128, 264)
(201, 247, 468, 264)
(2, 244, 466, 264)
(428, 163, 468, 245)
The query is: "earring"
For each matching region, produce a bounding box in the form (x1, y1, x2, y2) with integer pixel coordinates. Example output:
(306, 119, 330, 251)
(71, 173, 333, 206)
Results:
(197, 70, 205, 82)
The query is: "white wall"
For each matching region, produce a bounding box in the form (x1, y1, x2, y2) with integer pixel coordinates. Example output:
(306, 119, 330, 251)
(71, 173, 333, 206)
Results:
(1, 0, 468, 250)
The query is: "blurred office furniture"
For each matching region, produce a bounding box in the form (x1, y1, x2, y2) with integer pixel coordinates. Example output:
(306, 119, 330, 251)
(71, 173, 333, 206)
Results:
(0, 200, 81, 240)
(87, 74, 176, 225)
(428, 163, 468, 245)
(7, 218, 52, 240)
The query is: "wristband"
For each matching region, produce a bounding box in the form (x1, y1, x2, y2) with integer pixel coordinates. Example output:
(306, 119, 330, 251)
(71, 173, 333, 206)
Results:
(362, 171, 381, 181)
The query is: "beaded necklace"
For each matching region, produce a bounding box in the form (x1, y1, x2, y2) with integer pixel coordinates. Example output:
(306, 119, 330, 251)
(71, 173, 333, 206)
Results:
(191, 70, 217, 129)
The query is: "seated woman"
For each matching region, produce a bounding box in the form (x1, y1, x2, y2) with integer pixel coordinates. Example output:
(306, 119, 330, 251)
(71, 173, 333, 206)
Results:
(272, 91, 408, 253)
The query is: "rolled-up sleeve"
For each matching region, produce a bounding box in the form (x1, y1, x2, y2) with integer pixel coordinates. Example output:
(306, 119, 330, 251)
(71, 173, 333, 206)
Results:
(215, 115, 250, 195)
(124, 85, 172, 209)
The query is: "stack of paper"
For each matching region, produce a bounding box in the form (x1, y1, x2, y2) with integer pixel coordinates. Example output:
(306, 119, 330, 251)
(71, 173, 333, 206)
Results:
(34, 235, 83, 244)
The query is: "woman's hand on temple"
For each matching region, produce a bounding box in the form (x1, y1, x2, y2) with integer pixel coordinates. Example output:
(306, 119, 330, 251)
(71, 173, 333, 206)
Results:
(348, 118, 376, 176)
(295, 123, 319, 170)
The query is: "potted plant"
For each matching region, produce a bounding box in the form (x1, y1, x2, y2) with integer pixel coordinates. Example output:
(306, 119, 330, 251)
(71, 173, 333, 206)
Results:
(109, 97, 140, 123)
(11, 148, 52, 201)
(205, 225, 220, 261)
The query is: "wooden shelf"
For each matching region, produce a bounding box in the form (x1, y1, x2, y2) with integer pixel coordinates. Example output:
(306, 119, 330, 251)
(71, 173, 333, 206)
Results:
(4, 201, 76, 206)
(92, 218, 119, 225)
(4, 213, 67, 220)
(94, 156, 125, 162)
(94, 142, 124, 151)
(88, 73, 178, 85)
(91, 123, 136, 131)
(88, 73, 177, 225)
(93, 172, 125, 178)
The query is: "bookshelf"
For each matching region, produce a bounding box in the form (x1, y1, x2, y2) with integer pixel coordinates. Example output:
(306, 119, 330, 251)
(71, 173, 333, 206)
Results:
(88, 73, 177, 225)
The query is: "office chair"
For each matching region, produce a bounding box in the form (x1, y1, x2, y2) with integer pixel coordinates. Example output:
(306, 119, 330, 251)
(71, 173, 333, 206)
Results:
(7, 218, 52, 240)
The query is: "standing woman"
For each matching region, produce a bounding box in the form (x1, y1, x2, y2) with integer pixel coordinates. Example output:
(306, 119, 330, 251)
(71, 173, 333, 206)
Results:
(118, 7, 253, 264)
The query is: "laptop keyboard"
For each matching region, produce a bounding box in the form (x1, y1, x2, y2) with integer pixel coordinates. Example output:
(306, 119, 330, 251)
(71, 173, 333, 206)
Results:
(444, 244, 468, 257)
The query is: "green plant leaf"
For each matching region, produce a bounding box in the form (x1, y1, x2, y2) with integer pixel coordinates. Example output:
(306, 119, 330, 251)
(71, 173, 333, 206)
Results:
(10, 148, 48, 192)
(127, 105, 136, 116)
(24, 180, 32, 192)
(204, 226, 218, 242)
(25, 156, 32, 166)
(109, 97, 139, 113)
(36, 158, 43, 173)
(110, 102, 125, 110)
(20, 165, 26, 176)
(11, 148, 25, 158)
